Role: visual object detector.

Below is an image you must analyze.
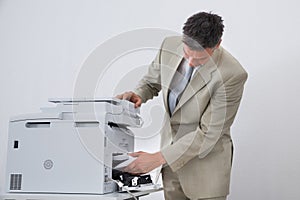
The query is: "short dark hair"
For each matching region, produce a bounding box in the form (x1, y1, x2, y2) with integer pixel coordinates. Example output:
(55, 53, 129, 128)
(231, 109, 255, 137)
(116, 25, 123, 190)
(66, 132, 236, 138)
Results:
(182, 12, 224, 50)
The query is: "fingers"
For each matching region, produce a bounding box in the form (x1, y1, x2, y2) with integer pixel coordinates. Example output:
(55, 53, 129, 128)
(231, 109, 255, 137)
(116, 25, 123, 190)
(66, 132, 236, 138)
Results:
(115, 91, 132, 100)
(124, 160, 144, 175)
(134, 97, 142, 108)
(128, 152, 138, 157)
(124, 161, 136, 174)
(122, 91, 134, 101)
(115, 91, 142, 108)
(128, 151, 145, 157)
(115, 94, 123, 99)
(125, 152, 144, 173)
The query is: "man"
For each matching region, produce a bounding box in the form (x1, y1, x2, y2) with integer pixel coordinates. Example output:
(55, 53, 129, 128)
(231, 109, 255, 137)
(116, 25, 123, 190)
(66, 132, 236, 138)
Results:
(117, 12, 247, 200)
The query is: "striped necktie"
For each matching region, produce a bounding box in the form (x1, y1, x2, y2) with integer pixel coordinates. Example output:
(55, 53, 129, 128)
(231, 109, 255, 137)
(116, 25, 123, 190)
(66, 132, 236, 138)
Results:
(168, 64, 193, 115)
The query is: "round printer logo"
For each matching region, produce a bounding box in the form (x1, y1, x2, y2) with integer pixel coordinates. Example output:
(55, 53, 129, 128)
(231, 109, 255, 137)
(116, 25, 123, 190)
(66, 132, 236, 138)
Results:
(43, 159, 54, 170)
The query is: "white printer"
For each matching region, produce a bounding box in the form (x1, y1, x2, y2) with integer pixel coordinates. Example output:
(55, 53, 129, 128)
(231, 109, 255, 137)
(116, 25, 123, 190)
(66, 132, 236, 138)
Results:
(5, 98, 147, 195)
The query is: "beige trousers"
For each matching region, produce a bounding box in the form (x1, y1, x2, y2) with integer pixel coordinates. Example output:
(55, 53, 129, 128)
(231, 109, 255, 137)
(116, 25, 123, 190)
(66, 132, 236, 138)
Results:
(162, 166, 227, 200)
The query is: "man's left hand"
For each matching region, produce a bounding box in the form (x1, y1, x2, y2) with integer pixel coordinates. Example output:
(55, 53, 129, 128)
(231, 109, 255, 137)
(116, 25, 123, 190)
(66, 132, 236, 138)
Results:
(124, 151, 166, 175)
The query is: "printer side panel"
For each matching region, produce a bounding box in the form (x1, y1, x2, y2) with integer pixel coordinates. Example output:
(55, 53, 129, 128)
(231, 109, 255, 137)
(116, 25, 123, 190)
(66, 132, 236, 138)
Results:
(5, 119, 111, 194)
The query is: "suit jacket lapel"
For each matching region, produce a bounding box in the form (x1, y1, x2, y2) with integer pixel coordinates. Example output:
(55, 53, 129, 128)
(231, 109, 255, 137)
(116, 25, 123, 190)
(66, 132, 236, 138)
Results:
(162, 44, 184, 115)
(172, 47, 222, 115)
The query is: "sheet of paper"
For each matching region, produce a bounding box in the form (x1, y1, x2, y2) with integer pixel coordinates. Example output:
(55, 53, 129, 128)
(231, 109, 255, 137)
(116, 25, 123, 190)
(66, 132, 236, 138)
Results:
(113, 155, 136, 171)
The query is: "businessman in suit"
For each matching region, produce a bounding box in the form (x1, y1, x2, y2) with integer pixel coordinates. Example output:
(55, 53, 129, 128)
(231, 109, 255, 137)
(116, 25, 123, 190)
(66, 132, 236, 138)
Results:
(117, 12, 247, 200)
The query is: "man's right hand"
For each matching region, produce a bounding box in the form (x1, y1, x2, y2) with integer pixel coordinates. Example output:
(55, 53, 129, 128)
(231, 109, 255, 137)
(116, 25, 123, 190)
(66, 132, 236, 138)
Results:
(115, 91, 142, 108)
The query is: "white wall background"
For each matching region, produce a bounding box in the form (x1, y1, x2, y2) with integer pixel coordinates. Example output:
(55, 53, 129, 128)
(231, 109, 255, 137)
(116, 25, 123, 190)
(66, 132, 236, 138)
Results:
(1, 0, 300, 199)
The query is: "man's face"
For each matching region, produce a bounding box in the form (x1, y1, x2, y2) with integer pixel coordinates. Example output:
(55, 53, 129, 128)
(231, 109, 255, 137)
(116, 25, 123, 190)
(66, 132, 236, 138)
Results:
(183, 44, 216, 67)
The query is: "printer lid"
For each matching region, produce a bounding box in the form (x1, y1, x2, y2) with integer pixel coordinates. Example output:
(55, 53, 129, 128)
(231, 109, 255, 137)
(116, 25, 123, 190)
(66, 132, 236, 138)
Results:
(10, 98, 141, 125)
(48, 97, 120, 105)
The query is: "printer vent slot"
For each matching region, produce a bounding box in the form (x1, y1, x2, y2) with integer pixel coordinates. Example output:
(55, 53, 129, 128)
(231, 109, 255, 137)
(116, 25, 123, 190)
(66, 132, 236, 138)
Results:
(9, 174, 22, 190)
(13, 140, 19, 149)
(25, 122, 50, 128)
(75, 122, 99, 127)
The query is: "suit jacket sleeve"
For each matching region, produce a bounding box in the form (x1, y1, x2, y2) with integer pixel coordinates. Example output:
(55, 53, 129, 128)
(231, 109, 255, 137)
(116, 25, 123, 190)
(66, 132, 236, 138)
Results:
(161, 71, 248, 172)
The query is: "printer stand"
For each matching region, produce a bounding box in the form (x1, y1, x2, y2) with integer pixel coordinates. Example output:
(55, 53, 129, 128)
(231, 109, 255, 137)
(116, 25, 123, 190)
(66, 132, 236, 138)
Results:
(0, 188, 163, 200)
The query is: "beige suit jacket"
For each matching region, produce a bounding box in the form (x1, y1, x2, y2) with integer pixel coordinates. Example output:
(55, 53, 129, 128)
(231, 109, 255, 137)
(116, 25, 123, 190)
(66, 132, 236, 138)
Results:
(134, 36, 248, 199)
